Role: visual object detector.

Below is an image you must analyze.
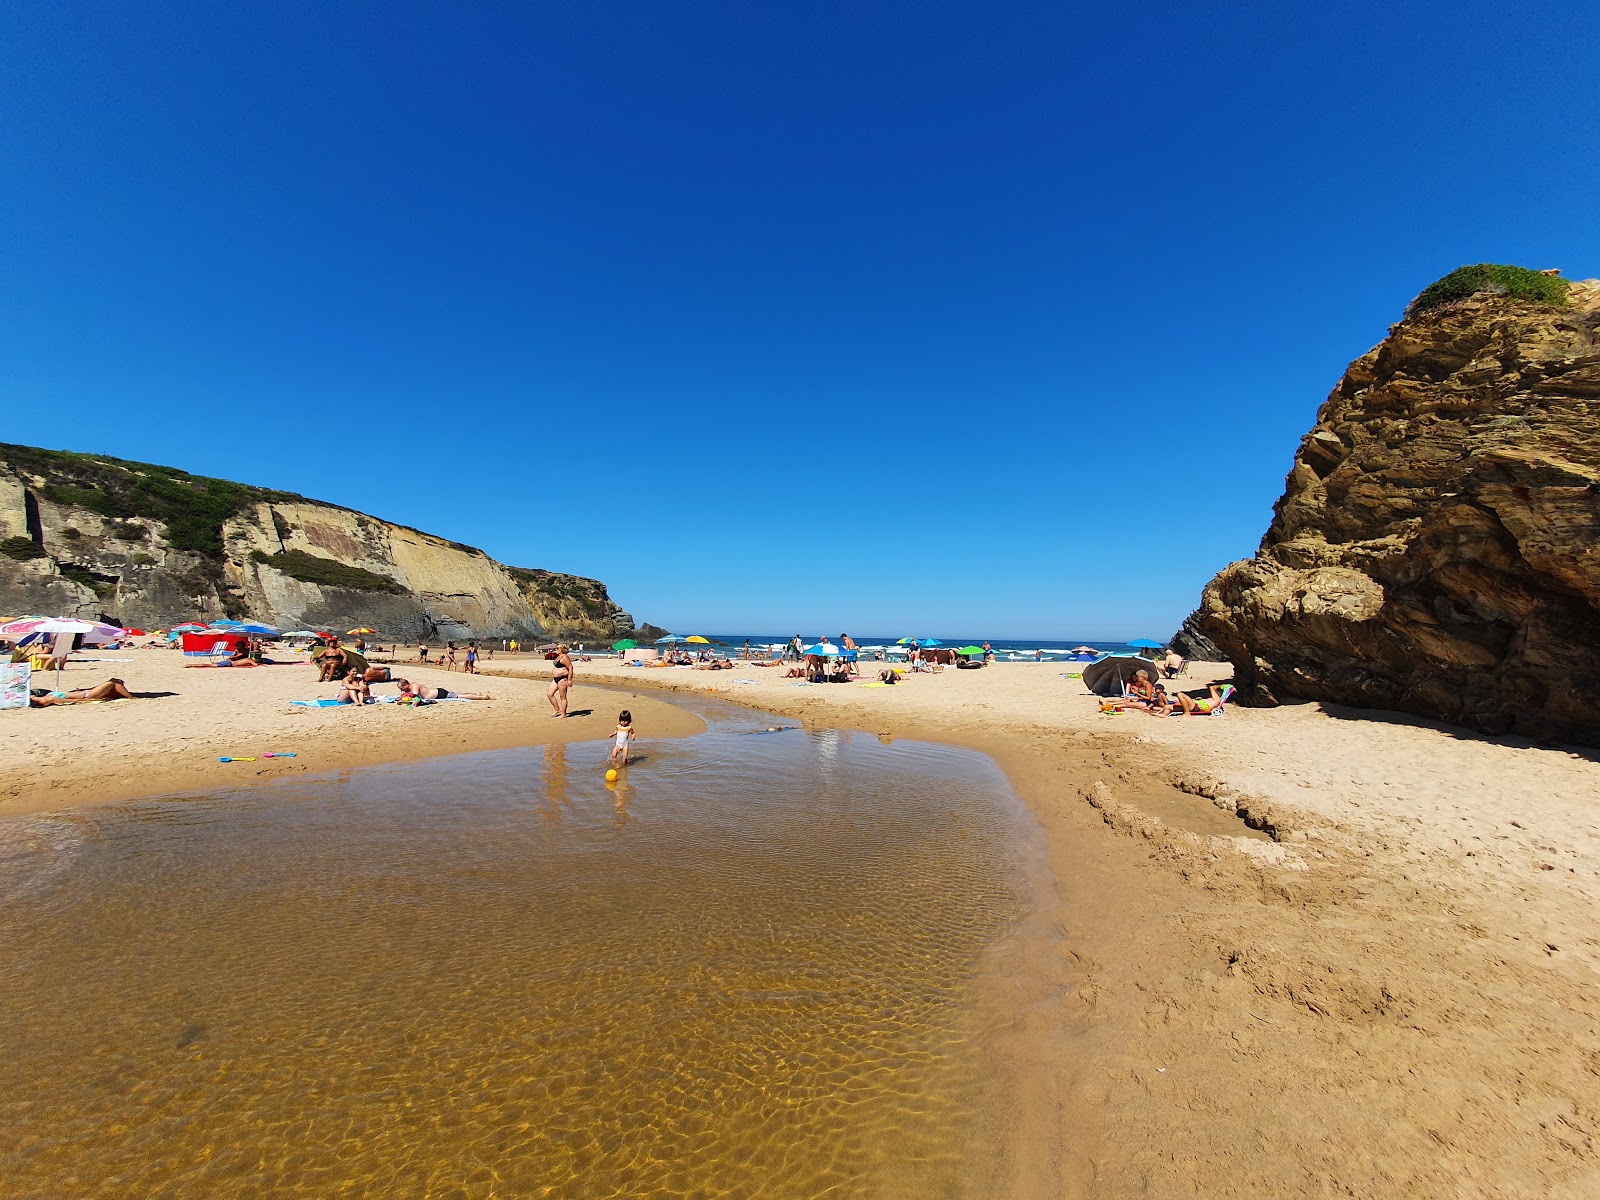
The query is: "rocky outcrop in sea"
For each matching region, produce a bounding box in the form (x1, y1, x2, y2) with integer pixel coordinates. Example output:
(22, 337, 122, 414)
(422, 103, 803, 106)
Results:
(1199, 270, 1600, 744)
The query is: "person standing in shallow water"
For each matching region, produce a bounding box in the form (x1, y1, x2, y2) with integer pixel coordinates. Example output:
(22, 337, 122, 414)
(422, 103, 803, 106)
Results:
(548, 643, 574, 718)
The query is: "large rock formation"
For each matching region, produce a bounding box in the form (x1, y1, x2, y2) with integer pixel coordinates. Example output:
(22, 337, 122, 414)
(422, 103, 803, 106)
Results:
(1199, 274, 1600, 745)
(1168, 609, 1226, 662)
(0, 444, 644, 643)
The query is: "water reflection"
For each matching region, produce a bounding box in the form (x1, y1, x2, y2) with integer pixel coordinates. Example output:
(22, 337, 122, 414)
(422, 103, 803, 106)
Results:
(0, 706, 1044, 1199)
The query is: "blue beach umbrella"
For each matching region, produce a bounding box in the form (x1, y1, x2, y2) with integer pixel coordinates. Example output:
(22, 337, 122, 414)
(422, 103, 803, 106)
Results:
(654, 635, 686, 643)
(917, 638, 942, 647)
(224, 622, 280, 637)
(1127, 638, 1163, 649)
(804, 642, 840, 656)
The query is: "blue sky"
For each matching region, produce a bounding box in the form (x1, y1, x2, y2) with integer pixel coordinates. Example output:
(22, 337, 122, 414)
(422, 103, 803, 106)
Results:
(3, 2, 1595, 638)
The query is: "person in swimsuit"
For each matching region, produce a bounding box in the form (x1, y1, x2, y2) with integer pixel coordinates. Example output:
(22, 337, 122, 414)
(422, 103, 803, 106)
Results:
(395, 678, 493, 702)
(1126, 670, 1158, 708)
(30, 678, 136, 706)
(465, 644, 477, 674)
(610, 709, 635, 765)
(1169, 684, 1228, 716)
(185, 642, 257, 668)
(315, 642, 347, 682)
(548, 644, 574, 717)
(336, 668, 371, 705)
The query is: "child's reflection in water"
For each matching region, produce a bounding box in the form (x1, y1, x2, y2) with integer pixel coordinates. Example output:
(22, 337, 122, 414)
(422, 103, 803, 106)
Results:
(539, 742, 569, 826)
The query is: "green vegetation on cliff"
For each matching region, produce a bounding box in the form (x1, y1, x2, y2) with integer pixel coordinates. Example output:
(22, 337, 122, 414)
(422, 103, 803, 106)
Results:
(1410, 264, 1569, 316)
(2, 443, 301, 556)
(250, 549, 405, 593)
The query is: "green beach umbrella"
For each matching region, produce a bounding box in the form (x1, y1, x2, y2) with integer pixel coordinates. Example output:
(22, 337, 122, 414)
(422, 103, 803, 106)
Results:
(957, 645, 985, 656)
(612, 638, 638, 651)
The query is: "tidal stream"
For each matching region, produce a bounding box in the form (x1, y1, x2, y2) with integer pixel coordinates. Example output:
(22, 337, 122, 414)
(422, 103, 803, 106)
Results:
(0, 698, 1057, 1198)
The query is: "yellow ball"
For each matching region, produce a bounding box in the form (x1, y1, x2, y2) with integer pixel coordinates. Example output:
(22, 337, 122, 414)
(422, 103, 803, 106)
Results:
(605, 769, 619, 782)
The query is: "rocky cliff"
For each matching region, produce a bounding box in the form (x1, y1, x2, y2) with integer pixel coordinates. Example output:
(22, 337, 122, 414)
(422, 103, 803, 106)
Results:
(0, 444, 644, 643)
(1199, 269, 1600, 744)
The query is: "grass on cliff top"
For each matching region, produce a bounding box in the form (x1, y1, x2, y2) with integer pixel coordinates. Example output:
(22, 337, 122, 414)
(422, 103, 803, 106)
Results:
(2, 442, 483, 561)
(2, 443, 305, 557)
(1410, 264, 1570, 316)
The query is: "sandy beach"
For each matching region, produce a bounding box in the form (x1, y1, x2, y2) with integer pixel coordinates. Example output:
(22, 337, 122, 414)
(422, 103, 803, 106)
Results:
(2, 648, 1597, 1195)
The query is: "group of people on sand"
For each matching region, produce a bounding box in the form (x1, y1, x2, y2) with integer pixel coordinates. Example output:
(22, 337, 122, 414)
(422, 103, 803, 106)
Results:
(1120, 669, 1228, 717)
(415, 640, 490, 673)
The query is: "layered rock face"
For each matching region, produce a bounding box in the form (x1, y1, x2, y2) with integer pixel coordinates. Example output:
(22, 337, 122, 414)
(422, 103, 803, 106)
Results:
(1200, 279, 1600, 744)
(0, 445, 642, 643)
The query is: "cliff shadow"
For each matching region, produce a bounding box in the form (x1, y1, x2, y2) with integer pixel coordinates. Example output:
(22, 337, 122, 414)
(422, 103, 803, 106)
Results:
(1316, 699, 1600, 765)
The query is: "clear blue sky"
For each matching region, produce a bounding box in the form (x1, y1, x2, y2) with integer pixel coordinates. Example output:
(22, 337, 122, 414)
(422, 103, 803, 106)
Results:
(3, 3, 1595, 638)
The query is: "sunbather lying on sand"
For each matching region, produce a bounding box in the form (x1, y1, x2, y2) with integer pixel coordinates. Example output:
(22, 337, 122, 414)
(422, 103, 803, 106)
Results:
(695, 660, 735, 670)
(395, 678, 493, 702)
(30, 678, 136, 706)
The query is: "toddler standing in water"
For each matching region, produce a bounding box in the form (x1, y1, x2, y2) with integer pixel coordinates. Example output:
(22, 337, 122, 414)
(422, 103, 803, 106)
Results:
(610, 710, 635, 766)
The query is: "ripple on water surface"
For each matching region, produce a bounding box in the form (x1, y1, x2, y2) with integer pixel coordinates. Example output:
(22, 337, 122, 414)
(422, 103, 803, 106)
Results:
(0, 712, 1047, 1198)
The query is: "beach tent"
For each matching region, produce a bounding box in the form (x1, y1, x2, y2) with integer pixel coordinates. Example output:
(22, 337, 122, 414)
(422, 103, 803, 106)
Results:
(1080, 654, 1163, 696)
(182, 631, 249, 658)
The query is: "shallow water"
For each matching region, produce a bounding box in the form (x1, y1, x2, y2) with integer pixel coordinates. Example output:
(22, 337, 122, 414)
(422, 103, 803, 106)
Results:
(0, 701, 1054, 1198)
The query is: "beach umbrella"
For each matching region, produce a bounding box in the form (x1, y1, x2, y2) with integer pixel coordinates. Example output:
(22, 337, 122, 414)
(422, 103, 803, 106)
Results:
(0, 617, 126, 690)
(209, 620, 245, 628)
(1080, 655, 1161, 697)
(804, 642, 840, 656)
(1127, 638, 1163, 649)
(224, 622, 280, 637)
(347, 627, 375, 635)
(957, 645, 985, 656)
(171, 623, 210, 632)
(917, 638, 942, 647)
(1072, 645, 1098, 653)
(612, 638, 638, 651)
(684, 635, 710, 644)
(896, 637, 915, 645)
(655, 635, 685, 643)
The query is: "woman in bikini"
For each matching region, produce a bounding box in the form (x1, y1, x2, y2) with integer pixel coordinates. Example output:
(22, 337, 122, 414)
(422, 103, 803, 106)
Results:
(336, 668, 371, 705)
(548, 644, 574, 717)
(30, 678, 136, 706)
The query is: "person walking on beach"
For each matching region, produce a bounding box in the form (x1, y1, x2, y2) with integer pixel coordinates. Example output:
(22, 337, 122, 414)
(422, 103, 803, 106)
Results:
(548, 643, 574, 718)
(465, 642, 478, 674)
(610, 709, 635, 765)
(443, 643, 457, 671)
(418, 641, 429, 663)
(743, 639, 750, 660)
(789, 635, 803, 661)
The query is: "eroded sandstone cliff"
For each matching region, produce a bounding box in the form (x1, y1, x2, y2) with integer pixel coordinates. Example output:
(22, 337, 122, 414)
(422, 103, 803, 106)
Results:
(0, 445, 644, 643)
(1199, 275, 1600, 744)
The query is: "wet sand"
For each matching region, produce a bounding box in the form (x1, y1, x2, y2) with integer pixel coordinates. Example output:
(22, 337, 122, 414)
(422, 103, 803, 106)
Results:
(0, 647, 702, 814)
(3, 648, 1599, 1195)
